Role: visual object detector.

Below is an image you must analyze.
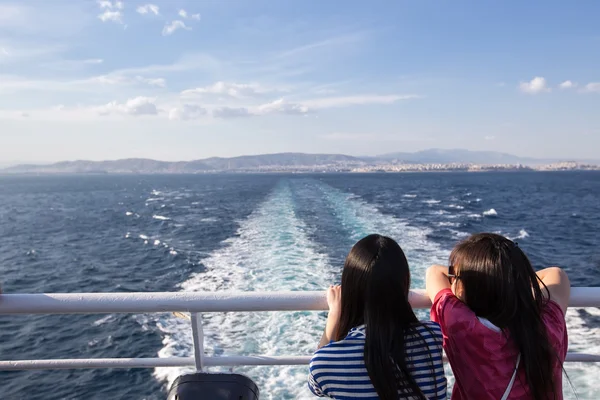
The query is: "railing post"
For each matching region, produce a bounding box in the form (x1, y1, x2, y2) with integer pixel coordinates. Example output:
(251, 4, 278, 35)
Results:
(190, 312, 204, 371)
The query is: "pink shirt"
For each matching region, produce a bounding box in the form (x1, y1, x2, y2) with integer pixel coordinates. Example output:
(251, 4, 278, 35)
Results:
(431, 289, 568, 399)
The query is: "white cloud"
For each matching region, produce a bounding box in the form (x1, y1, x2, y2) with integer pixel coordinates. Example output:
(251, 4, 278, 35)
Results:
(205, 93, 412, 119)
(559, 80, 576, 89)
(178, 9, 201, 20)
(162, 20, 190, 36)
(41, 58, 104, 70)
(137, 76, 166, 87)
(212, 99, 309, 119)
(99, 10, 123, 23)
(181, 81, 272, 98)
(136, 4, 159, 15)
(212, 107, 252, 119)
(90, 74, 166, 87)
(257, 98, 309, 115)
(169, 104, 207, 121)
(302, 94, 417, 109)
(98, 1, 124, 23)
(97, 96, 158, 116)
(519, 76, 550, 94)
(582, 82, 600, 93)
(485, 135, 496, 141)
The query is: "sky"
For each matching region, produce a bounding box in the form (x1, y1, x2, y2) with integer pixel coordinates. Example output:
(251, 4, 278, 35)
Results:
(0, 0, 599, 163)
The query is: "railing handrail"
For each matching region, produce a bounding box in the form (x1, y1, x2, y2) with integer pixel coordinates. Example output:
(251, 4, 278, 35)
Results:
(0, 287, 598, 372)
(0, 287, 598, 314)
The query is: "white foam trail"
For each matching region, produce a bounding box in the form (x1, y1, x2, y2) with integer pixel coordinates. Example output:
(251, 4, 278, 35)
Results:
(125, 211, 133, 216)
(153, 182, 333, 399)
(152, 215, 171, 221)
(483, 208, 498, 216)
(314, 182, 448, 285)
(139, 234, 149, 240)
(403, 194, 417, 198)
(154, 240, 161, 246)
(423, 199, 442, 205)
(563, 308, 600, 398)
(447, 204, 465, 210)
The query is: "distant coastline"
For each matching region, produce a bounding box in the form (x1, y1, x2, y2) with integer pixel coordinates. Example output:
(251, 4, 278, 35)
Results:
(1, 150, 598, 175)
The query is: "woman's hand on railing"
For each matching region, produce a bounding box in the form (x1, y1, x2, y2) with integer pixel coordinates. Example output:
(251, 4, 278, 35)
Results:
(317, 285, 342, 349)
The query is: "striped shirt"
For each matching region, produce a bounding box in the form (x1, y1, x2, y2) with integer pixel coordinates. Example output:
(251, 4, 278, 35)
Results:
(308, 321, 447, 399)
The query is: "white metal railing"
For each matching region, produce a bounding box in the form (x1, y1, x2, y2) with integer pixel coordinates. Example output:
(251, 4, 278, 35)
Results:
(0, 288, 598, 371)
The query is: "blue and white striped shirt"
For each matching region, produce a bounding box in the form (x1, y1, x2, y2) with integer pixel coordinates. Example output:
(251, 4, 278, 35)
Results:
(308, 321, 447, 399)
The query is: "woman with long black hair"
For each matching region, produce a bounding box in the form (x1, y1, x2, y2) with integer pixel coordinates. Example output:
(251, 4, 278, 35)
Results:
(308, 234, 447, 399)
(425, 233, 570, 399)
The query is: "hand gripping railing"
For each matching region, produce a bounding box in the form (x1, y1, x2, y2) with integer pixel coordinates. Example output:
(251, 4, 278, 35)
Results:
(0, 288, 598, 371)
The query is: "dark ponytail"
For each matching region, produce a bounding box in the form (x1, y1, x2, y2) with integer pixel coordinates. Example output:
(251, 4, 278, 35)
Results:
(336, 234, 437, 400)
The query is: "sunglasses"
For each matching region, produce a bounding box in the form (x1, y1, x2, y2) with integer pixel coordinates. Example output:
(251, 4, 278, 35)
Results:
(448, 265, 459, 284)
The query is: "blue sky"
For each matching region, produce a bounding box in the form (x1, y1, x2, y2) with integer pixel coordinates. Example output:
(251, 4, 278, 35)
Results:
(0, 0, 599, 162)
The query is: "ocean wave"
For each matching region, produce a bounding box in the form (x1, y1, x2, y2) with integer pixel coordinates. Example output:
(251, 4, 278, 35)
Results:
(200, 217, 218, 223)
(139, 234, 149, 240)
(92, 315, 115, 327)
(467, 213, 482, 219)
(447, 204, 465, 210)
(450, 230, 470, 238)
(152, 215, 171, 221)
(483, 208, 498, 216)
(423, 199, 441, 204)
(514, 229, 529, 239)
(438, 221, 460, 227)
(403, 194, 417, 198)
(125, 211, 133, 216)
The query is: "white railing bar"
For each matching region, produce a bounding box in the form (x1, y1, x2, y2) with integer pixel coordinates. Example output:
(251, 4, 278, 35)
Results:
(0, 288, 597, 314)
(0, 353, 598, 371)
(190, 312, 204, 371)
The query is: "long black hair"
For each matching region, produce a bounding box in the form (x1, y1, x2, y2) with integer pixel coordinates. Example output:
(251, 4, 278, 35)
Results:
(450, 233, 560, 400)
(336, 234, 436, 400)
